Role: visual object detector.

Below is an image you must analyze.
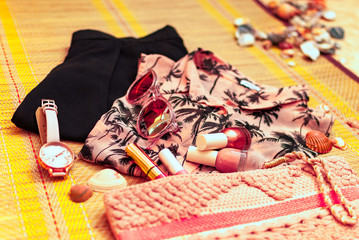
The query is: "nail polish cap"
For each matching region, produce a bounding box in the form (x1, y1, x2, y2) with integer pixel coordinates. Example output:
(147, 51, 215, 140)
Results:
(159, 148, 188, 175)
(186, 146, 218, 167)
(196, 133, 228, 150)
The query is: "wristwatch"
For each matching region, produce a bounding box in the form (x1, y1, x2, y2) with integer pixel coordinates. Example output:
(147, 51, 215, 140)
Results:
(37, 99, 74, 177)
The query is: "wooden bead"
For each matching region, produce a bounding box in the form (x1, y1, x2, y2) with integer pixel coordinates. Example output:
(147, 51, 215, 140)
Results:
(69, 184, 93, 203)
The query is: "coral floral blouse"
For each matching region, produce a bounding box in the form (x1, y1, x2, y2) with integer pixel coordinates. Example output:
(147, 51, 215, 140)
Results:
(79, 48, 334, 176)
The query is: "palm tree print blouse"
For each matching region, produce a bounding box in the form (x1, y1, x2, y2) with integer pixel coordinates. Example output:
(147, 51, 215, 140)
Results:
(79, 48, 334, 176)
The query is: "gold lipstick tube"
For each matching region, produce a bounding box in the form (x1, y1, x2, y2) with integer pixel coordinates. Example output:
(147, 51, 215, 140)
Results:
(125, 143, 166, 180)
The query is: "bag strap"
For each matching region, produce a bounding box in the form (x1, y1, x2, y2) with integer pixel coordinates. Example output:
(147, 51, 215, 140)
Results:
(262, 151, 357, 226)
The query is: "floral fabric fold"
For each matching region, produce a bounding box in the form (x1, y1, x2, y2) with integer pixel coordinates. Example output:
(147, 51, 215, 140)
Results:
(79, 48, 335, 176)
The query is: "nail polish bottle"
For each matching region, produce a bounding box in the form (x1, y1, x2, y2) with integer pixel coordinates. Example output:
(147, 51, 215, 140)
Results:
(186, 146, 248, 173)
(158, 148, 188, 175)
(196, 127, 251, 151)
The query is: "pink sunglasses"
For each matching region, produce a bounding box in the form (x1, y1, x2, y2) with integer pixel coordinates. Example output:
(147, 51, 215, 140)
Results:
(126, 70, 179, 142)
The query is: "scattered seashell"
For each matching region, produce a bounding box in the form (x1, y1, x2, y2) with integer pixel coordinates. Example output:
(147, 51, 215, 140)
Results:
(69, 184, 93, 203)
(237, 33, 255, 47)
(267, 0, 278, 10)
(329, 27, 344, 39)
(88, 169, 127, 192)
(331, 137, 348, 150)
(290, 16, 306, 27)
(347, 118, 359, 129)
(300, 41, 320, 61)
(276, 2, 300, 20)
(317, 42, 336, 55)
(312, 28, 326, 37)
(313, 31, 331, 43)
(268, 33, 286, 46)
(255, 30, 268, 40)
(305, 130, 332, 154)
(322, 10, 336, 21)
(278, 41, 293, 50)
(281, 49, 295, 59)
(287, 61, 296, 67)
(234, 18, 249, 27)
(262, 39, 273, 50)
(316, 104, 330, 113)
(237, 24, 255, 35)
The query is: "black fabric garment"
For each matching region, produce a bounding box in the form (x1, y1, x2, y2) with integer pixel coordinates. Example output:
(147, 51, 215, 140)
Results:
(11, 25, 188, 142)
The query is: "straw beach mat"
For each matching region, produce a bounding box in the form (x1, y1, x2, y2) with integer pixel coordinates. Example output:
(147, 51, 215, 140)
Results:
(1, 0, 359, 239)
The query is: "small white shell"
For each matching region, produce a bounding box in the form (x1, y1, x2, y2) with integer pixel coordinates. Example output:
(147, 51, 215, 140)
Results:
(300, 41, 320, 61)
(322, 10, 336, 21)
(316, 104, 330, 113)
(237, 33, 255, 47)
(88, 169, 127, 192)
(331, 137, 347, 150)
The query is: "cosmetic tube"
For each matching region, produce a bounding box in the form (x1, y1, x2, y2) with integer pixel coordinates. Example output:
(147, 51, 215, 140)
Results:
(158, 148, 188, 175)
(125, 143, 166, 180)
(196, 127, 251, 151)
(186, 146, 248, 173)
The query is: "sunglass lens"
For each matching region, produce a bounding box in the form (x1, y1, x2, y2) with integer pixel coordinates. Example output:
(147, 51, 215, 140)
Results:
(138, 99, 172, 137)
(128, 71, 154, 101)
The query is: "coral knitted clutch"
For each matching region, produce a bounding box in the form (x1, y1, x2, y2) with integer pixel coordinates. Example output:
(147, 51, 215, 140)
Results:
(104, 155, 359, 239)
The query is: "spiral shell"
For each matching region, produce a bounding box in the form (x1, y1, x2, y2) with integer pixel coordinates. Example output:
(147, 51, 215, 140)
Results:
(331, 137, 348, 150)
(305, 130, 332, 154)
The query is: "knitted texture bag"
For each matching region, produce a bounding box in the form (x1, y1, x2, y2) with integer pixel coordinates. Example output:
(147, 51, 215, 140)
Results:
(104, 155, 359, 239)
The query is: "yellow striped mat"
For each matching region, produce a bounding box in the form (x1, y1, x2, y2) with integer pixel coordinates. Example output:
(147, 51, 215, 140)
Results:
(1, 0, 359, 239)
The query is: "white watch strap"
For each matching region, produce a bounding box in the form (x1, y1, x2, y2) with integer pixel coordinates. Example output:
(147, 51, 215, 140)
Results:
(41, 99, 60, 143)
(50, 169, 67, 177)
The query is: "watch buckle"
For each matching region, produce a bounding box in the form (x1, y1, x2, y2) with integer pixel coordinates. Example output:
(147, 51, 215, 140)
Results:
(41, 99, 58, 114)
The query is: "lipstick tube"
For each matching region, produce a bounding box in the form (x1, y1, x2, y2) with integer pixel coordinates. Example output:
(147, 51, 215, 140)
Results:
(158, 148, 188, 175)
(125, 143, 166, 180)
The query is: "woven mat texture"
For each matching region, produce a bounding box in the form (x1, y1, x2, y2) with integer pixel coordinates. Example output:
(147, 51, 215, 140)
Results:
(1, 0, 359, 239)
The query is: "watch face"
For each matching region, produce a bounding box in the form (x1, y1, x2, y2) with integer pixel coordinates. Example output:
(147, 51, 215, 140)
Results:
(39, 142, 74, 168)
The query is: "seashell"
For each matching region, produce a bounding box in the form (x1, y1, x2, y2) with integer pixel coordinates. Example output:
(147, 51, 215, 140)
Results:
(300, 41, 320, 61)
(322, 10, 336, 21)
(313, 31, 331, 43)
(280, 49, 295, 59)
(316, 104, 330, 113)
(267, 33, 286, 45)
(305, 130, 332, 154)
(347, 118, 359, 129)
(237, 24, 255, 35)
(331, 137, 348, 150)
(255, 30, 268, 41)
(276, 3, 300, 20)
(237, 33, 255, 47)
(234, 17, 249, 27)
(278, 41, 293, 50)
(69, 184, 93, 203)
(262, 39, 273, 50)
(88, 169, 127, 192)
(329, 27, 344, 40)
(287, 61, 296, 67)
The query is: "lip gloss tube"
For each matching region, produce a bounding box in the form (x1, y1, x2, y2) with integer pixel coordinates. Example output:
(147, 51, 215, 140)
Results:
(125, 143, 167, 180)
